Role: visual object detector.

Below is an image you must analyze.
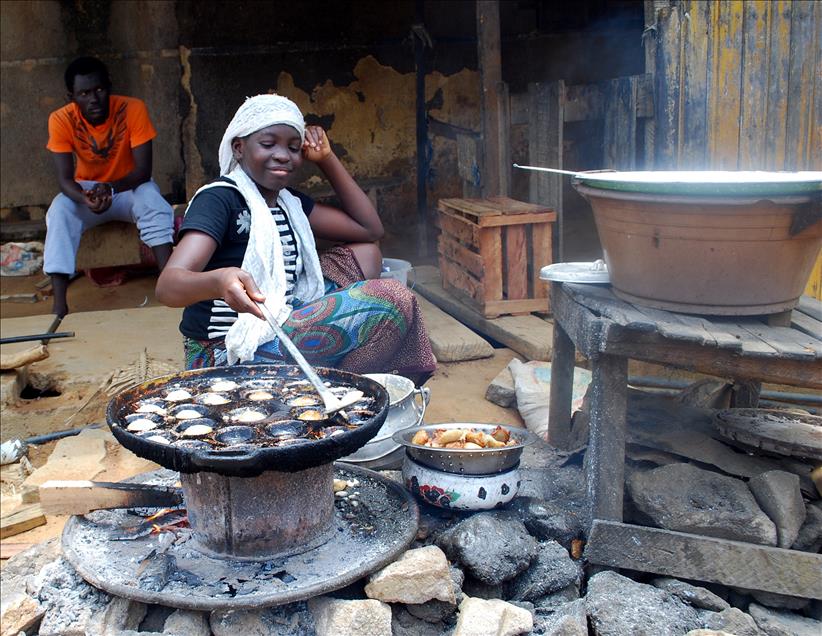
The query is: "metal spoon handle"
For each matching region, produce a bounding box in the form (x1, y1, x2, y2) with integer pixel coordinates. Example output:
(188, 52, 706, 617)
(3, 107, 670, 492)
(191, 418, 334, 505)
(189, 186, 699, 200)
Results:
(256, 302, 339, 408)
(512, 163, 584, 177)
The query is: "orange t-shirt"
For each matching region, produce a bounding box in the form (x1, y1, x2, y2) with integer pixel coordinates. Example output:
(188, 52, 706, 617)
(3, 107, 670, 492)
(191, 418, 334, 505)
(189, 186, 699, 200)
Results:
(46, 95, 156, 183)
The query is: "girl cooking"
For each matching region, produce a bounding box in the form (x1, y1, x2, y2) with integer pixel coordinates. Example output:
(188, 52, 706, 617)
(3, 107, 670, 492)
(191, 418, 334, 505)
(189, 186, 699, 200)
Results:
(156, 94, 435, 384)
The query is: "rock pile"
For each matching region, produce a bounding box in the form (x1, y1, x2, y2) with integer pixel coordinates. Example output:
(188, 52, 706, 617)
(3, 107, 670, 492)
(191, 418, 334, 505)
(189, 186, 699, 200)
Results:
(3, 486, 820, 635)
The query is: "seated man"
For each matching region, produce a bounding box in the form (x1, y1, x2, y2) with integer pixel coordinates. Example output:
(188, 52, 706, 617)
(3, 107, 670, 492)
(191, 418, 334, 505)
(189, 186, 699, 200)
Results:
(44, 56, 174, 317)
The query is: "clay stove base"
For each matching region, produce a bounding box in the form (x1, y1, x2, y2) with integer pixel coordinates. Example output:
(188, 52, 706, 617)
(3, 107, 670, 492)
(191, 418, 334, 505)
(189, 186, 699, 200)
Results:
(60, 464, 418, 611)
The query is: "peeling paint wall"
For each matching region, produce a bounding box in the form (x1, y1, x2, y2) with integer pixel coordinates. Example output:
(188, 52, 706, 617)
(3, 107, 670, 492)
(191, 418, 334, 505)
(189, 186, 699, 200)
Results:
(1, 0, 646, 256)
(0, 0, 182, 208)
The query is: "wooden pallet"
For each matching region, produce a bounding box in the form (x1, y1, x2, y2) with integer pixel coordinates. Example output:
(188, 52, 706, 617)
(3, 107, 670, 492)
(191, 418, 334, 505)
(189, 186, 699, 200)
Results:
(437, 197, 556, 318)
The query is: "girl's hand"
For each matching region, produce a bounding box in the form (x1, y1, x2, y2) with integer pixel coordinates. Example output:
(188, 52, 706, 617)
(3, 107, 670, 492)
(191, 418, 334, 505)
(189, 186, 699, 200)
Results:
(302, 126, 332, 163)
(218, 268, 266, 320)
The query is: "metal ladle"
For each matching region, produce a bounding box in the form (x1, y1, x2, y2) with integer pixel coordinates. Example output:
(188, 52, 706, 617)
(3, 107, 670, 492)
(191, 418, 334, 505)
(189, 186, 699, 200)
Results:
(257, 302, 362, 415)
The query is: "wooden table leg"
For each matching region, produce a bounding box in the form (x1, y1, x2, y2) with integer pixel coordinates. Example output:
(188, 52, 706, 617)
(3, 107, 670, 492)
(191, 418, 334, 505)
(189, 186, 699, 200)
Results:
(586, 353, 628, 530)
(548, 286, 575, 450)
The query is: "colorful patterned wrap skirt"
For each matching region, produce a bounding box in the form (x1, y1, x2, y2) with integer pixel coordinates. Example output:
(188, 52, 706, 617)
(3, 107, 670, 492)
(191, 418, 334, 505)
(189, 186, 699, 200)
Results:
(184, 246, 436, 381)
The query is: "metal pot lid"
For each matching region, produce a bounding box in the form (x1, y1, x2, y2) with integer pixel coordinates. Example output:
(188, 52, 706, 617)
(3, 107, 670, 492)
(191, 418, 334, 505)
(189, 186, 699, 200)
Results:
(540, 260, 610, 284)
(572, 170, 822, 197)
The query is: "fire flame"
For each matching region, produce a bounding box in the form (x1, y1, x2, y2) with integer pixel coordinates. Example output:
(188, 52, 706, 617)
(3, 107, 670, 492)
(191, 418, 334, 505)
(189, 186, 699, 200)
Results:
(145, 508, 174, 521)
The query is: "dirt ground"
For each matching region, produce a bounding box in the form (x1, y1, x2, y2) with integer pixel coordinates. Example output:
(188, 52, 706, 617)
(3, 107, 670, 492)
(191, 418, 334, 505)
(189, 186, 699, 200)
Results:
(0, 269, 524, 550)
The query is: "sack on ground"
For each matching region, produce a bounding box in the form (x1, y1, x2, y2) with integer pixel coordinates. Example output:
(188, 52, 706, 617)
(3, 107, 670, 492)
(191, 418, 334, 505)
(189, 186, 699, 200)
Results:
(508, 359, 591, 440)
(1, 241, 44, 276)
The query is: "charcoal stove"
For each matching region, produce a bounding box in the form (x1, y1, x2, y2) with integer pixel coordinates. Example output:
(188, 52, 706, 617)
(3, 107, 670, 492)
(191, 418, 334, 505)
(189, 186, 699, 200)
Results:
(60, 365, 419, 610)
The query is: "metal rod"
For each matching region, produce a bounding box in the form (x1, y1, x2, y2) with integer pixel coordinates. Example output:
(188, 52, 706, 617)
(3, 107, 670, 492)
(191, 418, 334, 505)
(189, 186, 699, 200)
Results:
(628, 375, 822, 406)
(0, 331, 75, 345)
(24, 423, 102, 446)
(513, 163, 583, 177)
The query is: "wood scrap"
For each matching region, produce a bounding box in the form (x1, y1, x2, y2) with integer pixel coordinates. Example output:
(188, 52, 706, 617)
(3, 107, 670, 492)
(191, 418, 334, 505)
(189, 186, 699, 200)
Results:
(0, 504, 46, 539)
(0, 293, 38, 303)
(587, 520, 822, 600)
(414, 292, 494, 362)
(0, 542, 33, 560)
(0, 345, 49, 370)
(415, 265, 551, 361)
(39, 480, 182, 516)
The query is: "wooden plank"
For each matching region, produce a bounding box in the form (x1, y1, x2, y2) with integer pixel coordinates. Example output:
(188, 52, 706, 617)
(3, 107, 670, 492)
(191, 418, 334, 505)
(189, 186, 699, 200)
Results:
(549, 282, 611, 360)
(0, 542, 34, 560)
(415, 266, 551, 360)
(547, 302, 575, 450)
(528, 81, 564, 260)
(531, 223, 552, 300)
(438, 210, 480, 247)
(603, 76, 638, 170)
(604, 339, 822, 389)
(586, 355, 629, 525)
(481, 298, 551, 317)
(38, 480, 183, 516)
(440, 196, 554, 218)
(496, 81, 511, 197)
(562, 284, 657, 333)
(414, 293, 494, 362)
(764, 0, 792, 170)
(710, 320, 780, 356)
(708, 0, 743, 169)
(473, 212, 556, 229)
(791, 309, 822, 340)
(440, 258, 483, 302)
(798, 295, 822, 320)
(738, 0, 770, 168)
(735, 320, 820, 359)
(504, 225, 527, 300)
(559, 75, 654, 123)
(680, 0, 711, 167)
(437, 235, 484, 278)
(653, 4, 682, 169)
(586, 520, 822, 599)
(479, 227, 503, 304)
(785, 0, 818, 169)
(476, 0, 502, 197)
(0, 504, 46, 540)
(643, 2, 658, 167)
(457, 133, 479, 185)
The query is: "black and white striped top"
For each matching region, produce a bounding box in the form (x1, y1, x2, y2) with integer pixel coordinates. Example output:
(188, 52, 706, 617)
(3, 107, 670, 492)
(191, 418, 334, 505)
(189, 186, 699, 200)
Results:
(204, 206, 302, 339)
(178, 182, 315, 342)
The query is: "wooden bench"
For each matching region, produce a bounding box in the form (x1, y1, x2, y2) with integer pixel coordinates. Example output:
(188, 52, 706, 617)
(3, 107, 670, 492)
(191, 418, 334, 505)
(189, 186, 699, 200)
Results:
(75, 204, 186, 270)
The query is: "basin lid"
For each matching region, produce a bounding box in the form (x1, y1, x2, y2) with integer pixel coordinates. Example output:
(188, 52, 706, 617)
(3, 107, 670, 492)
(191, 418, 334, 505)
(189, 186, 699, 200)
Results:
(540, 260, 610, 284)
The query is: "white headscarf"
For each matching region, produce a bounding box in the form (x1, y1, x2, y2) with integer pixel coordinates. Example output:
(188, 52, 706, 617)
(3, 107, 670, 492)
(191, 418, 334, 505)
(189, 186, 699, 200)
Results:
(192, 94, 326, 364)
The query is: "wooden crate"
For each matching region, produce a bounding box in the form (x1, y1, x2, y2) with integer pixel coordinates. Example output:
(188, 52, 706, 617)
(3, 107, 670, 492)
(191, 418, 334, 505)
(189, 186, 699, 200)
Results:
(436, 197, 556, 318)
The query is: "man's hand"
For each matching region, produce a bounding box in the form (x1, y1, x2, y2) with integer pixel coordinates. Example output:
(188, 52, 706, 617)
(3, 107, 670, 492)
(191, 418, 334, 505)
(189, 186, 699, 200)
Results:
(302, 126, 332, 163)
(84, 182, 113, 214)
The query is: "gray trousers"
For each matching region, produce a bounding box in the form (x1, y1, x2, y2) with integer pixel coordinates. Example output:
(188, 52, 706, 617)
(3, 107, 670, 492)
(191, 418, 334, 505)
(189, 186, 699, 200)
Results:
(44, 180, 174, 275)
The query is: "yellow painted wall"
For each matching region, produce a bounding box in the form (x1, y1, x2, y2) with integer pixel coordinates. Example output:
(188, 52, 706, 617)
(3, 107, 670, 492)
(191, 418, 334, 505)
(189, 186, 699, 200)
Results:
(805, 252, 822, 300)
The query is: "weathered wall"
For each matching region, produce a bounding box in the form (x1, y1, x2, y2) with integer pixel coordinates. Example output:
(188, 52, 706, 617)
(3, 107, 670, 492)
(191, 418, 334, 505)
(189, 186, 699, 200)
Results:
(1, 0, 647, 258)
(651, 0, 821, 170)
(0, 0, 182, 208)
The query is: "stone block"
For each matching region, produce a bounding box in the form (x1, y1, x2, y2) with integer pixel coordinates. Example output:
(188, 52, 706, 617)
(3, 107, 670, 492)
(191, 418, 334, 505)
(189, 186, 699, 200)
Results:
(365, 545, 455, 604)
(453, 596, 533, 636)
(308, 596, 391, 636)
(0, 592, 44, 636)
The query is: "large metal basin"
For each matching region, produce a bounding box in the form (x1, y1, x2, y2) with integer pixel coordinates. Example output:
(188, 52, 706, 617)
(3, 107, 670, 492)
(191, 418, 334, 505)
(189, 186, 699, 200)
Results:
(573, 171, 822, 315)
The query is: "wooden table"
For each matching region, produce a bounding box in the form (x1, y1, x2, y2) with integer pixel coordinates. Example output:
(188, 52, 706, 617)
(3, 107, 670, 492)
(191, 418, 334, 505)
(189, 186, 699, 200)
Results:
(548, 282, 822, 599)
